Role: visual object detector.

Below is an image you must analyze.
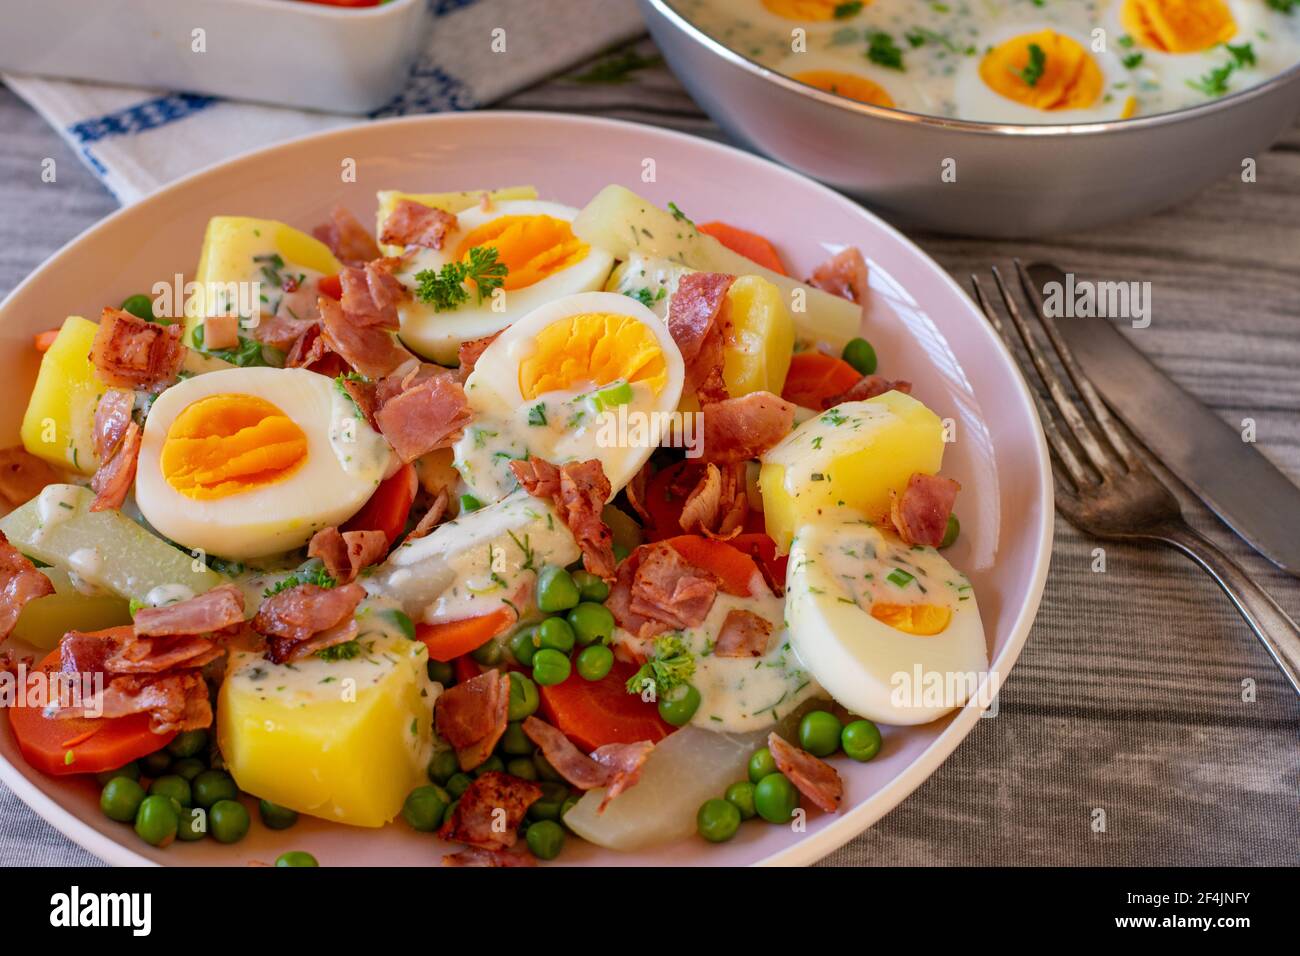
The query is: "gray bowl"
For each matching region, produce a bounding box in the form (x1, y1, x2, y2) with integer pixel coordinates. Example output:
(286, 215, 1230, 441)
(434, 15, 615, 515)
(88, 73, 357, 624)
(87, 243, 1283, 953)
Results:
(641, 0, 1300, 237)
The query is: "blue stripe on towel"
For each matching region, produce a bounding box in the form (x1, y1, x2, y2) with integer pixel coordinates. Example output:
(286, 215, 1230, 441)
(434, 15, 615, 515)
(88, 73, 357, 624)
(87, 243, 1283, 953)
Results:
(429, 0, 480, 16)
(369, 61, 476, 118)
(66, 92, 221, 145)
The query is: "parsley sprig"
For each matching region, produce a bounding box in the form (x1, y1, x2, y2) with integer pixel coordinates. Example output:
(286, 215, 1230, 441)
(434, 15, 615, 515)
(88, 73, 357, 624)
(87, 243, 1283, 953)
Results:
(1011, 43, 1047, 87)
(413, 246, 508, 312)
(264, 565, 337, 599)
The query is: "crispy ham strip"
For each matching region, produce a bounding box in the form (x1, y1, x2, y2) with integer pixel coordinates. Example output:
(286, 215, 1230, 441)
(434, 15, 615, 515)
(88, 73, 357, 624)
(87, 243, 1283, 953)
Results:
(807, 247, 869, 310)
(134, 583, 245, 637)
(441, 847, 536, 868)
(667, 272, 734, 405)
(318, 295, 414, 379)
(338, 261, 404, 330)
(438, 771, 541, 850)
(379, 199, 458, 251)
(823, 374, 910, 410)
(701, 391, 795, 464)
(313, 204, 382, 266)
(92, 389, 135, 462)
(510, 457, 617, 580)
(253, 582, 365, 664)
(56, 670, 213, 735)
(374, 371, 472, 463)
(456, 331, 500, 381)
(0, 530, 55, 639)
(521, 718, 654, 811)
(307, 527, 389, 585)
(0, 446, 61, 511)
(890, 473, 960, 547)
(714, 608, 774, 658)
(90, 307, 184, 392)
(606, 541, 720, 640)
(679, 462, 747, 540)
(435, 670, 510, 772)
(89, 420, 141, 513)
(768, 732, 843, 813)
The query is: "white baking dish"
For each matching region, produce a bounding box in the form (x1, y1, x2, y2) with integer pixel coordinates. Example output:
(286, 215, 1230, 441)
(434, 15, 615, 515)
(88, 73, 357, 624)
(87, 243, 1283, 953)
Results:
(0, 0, 431, 114)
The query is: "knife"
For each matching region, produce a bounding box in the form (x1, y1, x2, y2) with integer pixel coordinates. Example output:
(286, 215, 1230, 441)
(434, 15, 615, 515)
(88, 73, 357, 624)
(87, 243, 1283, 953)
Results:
(1024, 262, 1300, 578)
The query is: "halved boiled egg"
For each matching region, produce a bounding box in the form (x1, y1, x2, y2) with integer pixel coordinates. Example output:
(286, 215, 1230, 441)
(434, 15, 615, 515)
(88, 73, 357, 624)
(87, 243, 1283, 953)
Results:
(453, 291, 685, 504)
(786, 520, 987, 725)
(959, 26, 1133, 123)
(754, 0, 866, 33)
(137, 367, 396, 560)
(1120, 0, 1236, 53)
(394, 199, 615, 365)
(773, 51, 929, 112)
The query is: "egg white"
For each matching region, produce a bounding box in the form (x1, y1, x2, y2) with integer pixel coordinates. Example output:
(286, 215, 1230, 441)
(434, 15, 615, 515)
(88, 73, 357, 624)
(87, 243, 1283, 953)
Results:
(136, 367, 396, 560)
(394, 199, 615, 365)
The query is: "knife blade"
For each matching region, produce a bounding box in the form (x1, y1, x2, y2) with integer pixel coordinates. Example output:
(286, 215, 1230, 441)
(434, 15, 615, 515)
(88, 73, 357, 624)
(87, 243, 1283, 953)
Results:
(1024, 262, 1300, 577)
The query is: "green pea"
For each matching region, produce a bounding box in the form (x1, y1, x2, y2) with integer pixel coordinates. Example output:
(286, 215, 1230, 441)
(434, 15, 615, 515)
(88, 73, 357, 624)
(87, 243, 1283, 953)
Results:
(166, 728, 208, 759)
(141, 750, 171, 776)
(531, 648, 571, 686)
(176, 807, 207, 842)
(748, 747, 778, 784)
(841, 337, 877, 376)
(509, 625, 539, 666)
(499, 722, 534, 756)
(427, 749, 460, 784)
(572, 570, 610, 603)
(275, 851, 319, 867)
(940, 513, 960, 549)
(426, 658, 455, 686)
(474, 755, 505, 777)
(442, 799, 460, 827)
(842, 719, 883, 762)
(100, 777, 146, 823)
(459, 493, 483, 513)
(258, 799, 298, 830)
(560, 794, 580, 825)
(119, 293, 154, 322)
(471, 637, 502, 665)
(536, 565, 580, 612)
(526, 819, 565, 860)
(95, 761, 140, 787)
(507, 670, 540, 721)
(528, 782, 569, 822)
(567, 602, 614, 646)
(134, 794, 179, 847)
(209, 799, 250, 844)
(170, 758, 205, 782)
(191, 769, 238, 809)
(697, 797, 742, 842)
(402, 785, 450, 832)
(724, 780, 757, 820)
(754, 773, 799, 824)
(798, 711, 843, 758)
(533, 753, 565, 783)
(576, 644, 614, 682)
(657, 683, 701, 727)
(506, 757, 538, 781)
(149, 774, 192, 808)
(446, 773, 473, 798)
(537, 616, 575, 653)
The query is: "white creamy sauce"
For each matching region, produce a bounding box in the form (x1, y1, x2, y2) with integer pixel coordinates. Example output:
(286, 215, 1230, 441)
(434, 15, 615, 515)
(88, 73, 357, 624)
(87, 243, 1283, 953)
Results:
(764, 401, 891, 495)
(32, 484, 82, 543)
(816, 521, 970, 611)
(66, 547, 103, 585)
(145, 583, 196, 607)
(329, 381, 398, 479)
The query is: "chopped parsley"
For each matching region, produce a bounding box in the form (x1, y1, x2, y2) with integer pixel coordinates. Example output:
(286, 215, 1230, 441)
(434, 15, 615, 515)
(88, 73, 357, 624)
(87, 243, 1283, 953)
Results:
(191, 324, 285, 368)
(626, 634, 695, 698)
(317, 639, 361, 662)
(886, 568, 915, 589)
(624, 286, 666, 308)
(833, 1, 863, 18)
(667, 201, 694, 226)
(527, 403, 548, 427)
(413, 245, 508, 311)
(1121, 52, 1144, 69)
(1188, 42, 1255, 97)
(1265, 0, 1295, 13)
(866, 31, 905, 71)
(264, 565, 337, 598)
(1011, 43, 1047, 87)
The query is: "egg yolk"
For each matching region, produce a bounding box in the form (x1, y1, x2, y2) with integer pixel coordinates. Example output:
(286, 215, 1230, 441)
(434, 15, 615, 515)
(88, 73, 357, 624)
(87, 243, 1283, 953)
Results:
(518, 313, 668, 400)
(762, 0, 864, 21)
(161, 393, 308, 500)
(979, 30, 1104, 111)
(870, 603, 953, 636)
(454, 215, 589, 292)
(793, 70, 895, 107)
(1121, 0, 1236, 53)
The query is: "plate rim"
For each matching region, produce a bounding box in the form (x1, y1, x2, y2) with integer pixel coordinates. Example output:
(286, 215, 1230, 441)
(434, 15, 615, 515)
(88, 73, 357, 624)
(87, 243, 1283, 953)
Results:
(0, 109, 1053, 867)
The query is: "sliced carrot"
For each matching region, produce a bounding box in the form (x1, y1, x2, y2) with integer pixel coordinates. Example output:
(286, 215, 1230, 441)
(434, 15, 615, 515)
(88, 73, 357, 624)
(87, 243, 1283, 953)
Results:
(33, 329, 60, 352)
(642, 460, 693, 541)
(780, 351, 861, 409)
(659, 535, 762, 597)
(416, 606, 516, 663)
(729, 532, 789, 593)
(317, 273, 343, 300)
(698, 221, 788, 275)
(538, 657, 675, 752)
(343, 462, 417, 548)
(7, 650, 176, 777)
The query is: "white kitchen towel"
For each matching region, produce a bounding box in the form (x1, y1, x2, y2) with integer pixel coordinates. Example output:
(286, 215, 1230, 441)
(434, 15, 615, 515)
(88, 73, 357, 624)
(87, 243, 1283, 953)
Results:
(2, 0, 645, 205)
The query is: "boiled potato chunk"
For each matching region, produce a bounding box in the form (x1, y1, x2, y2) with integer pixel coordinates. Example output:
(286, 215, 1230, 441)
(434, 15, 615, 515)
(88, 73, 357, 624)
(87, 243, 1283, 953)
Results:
(11, 568, 132, 650)
(375, 185, 538, 256)
(20, 316, 107, 475)
(218, 634, 434, 828)
(0, 484, 224, 602)
(573, 185, 860, 348)
(759, 391, 945, 552)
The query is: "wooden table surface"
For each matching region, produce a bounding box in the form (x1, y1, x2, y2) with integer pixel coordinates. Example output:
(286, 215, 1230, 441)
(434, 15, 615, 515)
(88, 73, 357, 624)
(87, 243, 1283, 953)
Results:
(2, 35, 1297, 867)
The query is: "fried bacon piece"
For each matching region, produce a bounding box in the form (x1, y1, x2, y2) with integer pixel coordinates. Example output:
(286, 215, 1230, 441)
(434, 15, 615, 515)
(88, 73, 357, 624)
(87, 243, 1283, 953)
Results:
(90, 307, 184, 392)
(435, 670, 511, 772)
(0, 446, 61, 511)
(68, 671, 213, 735)
(437, 771, 541, 851)
(307, 527, 389, 585)
(408, 488, 449, 541)
(318, 295, 414, 379)
(768, 732, 843, 813)
(456, 331, 501, 381)
(807, 247, 869, 310)
(890, 473, 960, 548)
(701, 391, 795, 464)
(91, 389, 135, 462)
(105, 636, 223, 676)
(510, 457, 616, 580)
(606, 541, 720, 640)
(253, 582, 365, 664)
(133, 583, 245, 637)
(379, 199, 458, 251)
(590, 740, 655, 812)
(667, 272, 734, 405)
(823, 374, 910, 410)
(441, 847, 536, 867)
(338, 261, 404, 330)
(678, 462, 747, 540)
(313, 204, 382, 266)
(714, 608, 774, 658)
(89, 420, 141, 513)
(373, 371, 472, 463)
(0, 530, 54, 639)
(521, 718, 655, 813)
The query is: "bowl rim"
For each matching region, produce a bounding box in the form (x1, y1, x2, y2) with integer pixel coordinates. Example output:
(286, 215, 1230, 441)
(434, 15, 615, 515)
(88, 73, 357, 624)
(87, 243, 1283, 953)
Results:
(0, 110, 1054, 867)
(644, 0, 1300, 137)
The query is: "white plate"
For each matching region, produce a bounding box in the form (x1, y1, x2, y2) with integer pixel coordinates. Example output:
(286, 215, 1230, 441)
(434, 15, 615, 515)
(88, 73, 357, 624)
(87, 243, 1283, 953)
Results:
(0, 112, 1053, 866)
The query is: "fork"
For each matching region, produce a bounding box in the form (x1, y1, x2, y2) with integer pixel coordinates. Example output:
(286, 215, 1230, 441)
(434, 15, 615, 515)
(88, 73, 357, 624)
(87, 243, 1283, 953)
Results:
(972, 261, 1300, 698)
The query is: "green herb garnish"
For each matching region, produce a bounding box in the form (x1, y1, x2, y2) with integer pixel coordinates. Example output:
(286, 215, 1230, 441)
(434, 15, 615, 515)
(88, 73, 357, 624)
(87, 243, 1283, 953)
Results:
(866, 31, 905, 70)
(626, 634, 695, 698)
(1011, 43, 1047, 87)
(412, 245, 508, 311)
